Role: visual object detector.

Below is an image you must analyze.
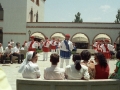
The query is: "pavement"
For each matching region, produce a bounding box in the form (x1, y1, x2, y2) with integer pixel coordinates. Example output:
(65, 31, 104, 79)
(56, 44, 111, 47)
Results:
(0, 52, 118, 90)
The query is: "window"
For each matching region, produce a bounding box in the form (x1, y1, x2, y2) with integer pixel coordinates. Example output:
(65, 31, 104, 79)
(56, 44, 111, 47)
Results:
(31, 0, 34, 2)
(30, 8, 33, 22)
(0, 3, 3, 20)
(36, 12, 38, 22)
(36, 0, 39, 6)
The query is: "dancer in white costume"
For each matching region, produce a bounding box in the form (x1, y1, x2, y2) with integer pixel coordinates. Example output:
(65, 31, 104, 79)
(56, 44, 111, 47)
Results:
(60, 34, 73, 68)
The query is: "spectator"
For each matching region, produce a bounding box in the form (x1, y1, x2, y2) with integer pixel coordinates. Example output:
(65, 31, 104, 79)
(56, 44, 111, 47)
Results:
(81, 50, 95, 79)
(65, 54, 90, 80)
(10, 39, 14, 47)
(3, 44, 13, 64)
(0, 43, 4, 63)
(44, 53, 65, 80)
(94, 52, 109, 79)
(110, 50, 120, 79)
(18, 51, 41, 79)
(12, 42, 24, 63)
(0, 68, 12, 90)
(21, 45, 25, 50)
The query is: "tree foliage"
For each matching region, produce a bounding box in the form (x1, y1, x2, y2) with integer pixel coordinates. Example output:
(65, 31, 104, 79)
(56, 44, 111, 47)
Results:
(115, 9, 120, 23)
(73, 12, 83, 23)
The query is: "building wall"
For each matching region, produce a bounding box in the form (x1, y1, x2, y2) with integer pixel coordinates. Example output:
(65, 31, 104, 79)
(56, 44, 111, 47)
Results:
(0, 0, 27, 47)
(26, 0, 45, 22)
(27, 22, 120, 48)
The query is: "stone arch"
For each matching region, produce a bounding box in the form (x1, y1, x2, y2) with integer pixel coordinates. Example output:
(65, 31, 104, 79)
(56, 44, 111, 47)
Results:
(31, 32, 45, 42)
(0, 3, 4, 20)
(71, 33, 89, 49)
(50, 32, 65, 41)
(93, 33, 112, 43)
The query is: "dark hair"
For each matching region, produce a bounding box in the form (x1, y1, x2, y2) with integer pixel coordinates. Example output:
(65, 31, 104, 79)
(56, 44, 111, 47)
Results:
(16, 42, 20, 46)
(50, 53, 59, 65)
(32, 51, 37, 58)
(81, 50, 91, 62)
(22, 45, 24, 47)
(116, 50, 120, 59)
(95, 52, 107, 68)
(73, 54, 81, 71)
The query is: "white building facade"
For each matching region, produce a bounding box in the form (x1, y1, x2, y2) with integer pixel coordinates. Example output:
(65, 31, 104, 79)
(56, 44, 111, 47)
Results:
(0, 0, 120, 49)
(0, 0, 45, 47)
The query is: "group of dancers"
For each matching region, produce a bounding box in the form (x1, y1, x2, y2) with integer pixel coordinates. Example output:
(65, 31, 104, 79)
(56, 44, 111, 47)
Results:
(93, 39, 116, 60)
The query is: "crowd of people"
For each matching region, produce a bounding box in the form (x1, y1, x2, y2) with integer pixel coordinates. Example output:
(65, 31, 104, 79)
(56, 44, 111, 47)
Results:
(0, 34, 120, 90)
(16, 34, 119, 80)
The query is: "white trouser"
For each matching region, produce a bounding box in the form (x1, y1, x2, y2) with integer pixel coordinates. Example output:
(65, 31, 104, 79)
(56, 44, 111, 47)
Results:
(60, 58, 70, 68)
(107, 59, 110, 64)
(56, 48, 60, 55)
(51, 49, 56, 53)
(43, 52, 48, 61)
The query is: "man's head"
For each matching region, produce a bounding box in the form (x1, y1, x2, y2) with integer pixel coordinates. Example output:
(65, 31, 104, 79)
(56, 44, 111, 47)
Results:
(50, 53, 59, 65)
(30, 36, 34, 41)
(8, 44, 12, 49)
(16, 42, 20, 47)
(45, 37, 48, 40)
(65, 34, 70, 40)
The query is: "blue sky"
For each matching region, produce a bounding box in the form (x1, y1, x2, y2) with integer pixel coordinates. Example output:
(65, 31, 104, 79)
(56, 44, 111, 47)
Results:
(44, 0, 120, 22)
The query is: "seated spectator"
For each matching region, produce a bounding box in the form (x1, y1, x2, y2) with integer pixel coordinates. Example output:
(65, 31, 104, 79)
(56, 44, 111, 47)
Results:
(0, 68, 12, 90)
(3, 44, 13, 64)
(65, 54, 90, 80)
(0, 43, 4, 63)
(81, 50, 95, 79)
(21, 45, 25, 50)
(18, 51, 41, 79)
(44, 53, 65, 80)
(94, 52, 109, 79)
(12, 42, 24, 63)
(110, 50, 120, 79)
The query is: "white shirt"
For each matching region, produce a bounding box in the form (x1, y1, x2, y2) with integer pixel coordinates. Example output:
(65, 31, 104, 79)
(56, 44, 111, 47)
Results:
(22, 61, 41, 79)
(42, 40, 50, 47)
(21, 47, 25, 50)
(4, 47, 12, 54)
(100, 44, 109, 52)
(60, 40, 73, 51)
(50, 40, 57, 46)
(0, 46, 3, 53)
(13, 46, 20, 53)
(65, 64, 90, 80)
(44, 65, 65, 80)
(108, 44, 115, 51)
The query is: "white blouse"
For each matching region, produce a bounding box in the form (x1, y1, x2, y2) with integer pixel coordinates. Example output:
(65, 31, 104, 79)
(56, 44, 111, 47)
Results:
(22, 61, 40, 79)
(65, 64, 90, 80)
(44, 65, 65, 80)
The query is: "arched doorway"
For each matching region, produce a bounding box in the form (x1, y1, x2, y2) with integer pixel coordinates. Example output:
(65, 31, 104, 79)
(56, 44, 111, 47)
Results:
(93, 34, 111, 43)
(71, 33, 89, 49)
(50, 32, 65, 41)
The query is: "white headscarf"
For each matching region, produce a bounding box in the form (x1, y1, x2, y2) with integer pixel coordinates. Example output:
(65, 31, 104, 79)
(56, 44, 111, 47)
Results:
(18, 51, 34, 73)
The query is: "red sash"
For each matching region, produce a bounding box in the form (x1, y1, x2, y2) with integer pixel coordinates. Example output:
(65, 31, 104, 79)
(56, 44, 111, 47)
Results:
(51, 41, 56, 49)
(43, 41, 49, 52)
(28, 41, 36, 51)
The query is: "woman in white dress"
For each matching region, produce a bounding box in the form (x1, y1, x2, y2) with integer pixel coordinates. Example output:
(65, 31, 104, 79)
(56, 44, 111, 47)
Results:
(18, 51, 41, 79)
(65, 54, 90, 80)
